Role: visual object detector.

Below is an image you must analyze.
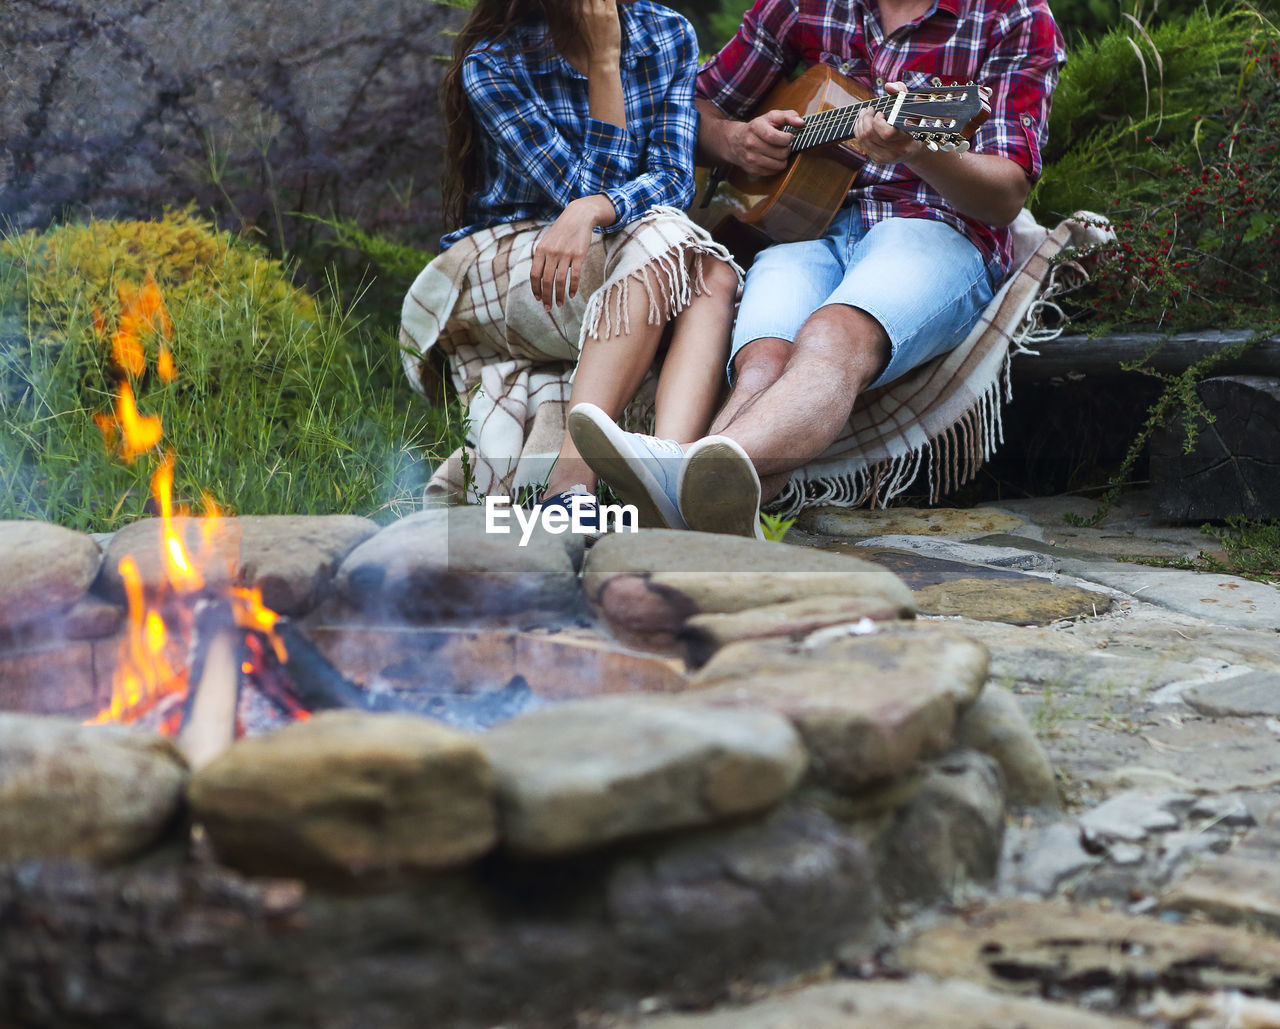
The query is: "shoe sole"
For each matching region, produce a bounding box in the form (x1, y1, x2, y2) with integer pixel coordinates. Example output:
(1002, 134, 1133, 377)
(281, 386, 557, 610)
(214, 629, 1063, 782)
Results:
(567, 404, 685, 530)
(679, 437, 764, 539)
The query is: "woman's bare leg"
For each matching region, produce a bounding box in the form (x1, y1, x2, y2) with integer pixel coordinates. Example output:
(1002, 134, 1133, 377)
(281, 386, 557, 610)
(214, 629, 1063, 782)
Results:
(542, 253, 737, 498)
(653, 257, 738, 443)
(542, 281, 666, 497)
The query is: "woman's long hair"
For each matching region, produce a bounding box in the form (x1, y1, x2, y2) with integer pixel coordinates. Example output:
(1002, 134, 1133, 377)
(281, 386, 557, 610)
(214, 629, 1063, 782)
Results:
(441, 0, 582, 230)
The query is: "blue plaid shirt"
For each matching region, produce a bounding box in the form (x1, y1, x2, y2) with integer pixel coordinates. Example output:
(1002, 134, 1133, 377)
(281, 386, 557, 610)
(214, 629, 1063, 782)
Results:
(441, 0, 699, 250)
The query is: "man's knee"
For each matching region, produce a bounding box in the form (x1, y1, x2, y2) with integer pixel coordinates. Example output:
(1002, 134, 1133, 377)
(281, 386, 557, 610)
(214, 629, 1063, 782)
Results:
(731, 336, 791, 390)
(794, 304, 891, 389)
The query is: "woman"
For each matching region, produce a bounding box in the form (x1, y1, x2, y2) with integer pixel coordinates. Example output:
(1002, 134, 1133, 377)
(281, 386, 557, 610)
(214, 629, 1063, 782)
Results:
(400, 0, 741, 530)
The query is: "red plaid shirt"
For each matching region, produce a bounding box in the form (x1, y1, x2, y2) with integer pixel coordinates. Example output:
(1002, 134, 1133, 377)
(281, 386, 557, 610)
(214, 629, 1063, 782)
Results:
(697, 0, 1066, 277)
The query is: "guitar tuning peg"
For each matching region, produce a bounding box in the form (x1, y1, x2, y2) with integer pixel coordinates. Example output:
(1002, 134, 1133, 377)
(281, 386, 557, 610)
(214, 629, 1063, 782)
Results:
(955, 139, 971, 153)
(925, 139, 939, 152)
(940, 141, 957, 152)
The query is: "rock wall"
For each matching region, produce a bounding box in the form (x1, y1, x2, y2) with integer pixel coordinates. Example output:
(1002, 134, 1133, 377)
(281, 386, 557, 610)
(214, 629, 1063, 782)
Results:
(1, 0, 462, 252)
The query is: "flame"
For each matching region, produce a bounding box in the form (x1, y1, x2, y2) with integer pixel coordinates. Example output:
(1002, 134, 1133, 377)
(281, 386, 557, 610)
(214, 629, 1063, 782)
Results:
(111, 271, 172, 378)
(89, 277, 289, 731)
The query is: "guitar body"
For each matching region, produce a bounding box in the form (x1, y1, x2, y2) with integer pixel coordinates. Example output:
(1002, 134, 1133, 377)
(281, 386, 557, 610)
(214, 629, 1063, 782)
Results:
(724, 65, 870, 245)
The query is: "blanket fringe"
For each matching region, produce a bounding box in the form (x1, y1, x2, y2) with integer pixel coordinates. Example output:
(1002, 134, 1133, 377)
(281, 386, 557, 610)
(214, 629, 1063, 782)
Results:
(583, 236, 721, 341)
(767, 271, 1074, 520)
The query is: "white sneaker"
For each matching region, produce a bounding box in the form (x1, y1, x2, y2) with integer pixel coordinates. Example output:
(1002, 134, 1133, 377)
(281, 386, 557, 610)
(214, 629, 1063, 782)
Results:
(567, 403, 687, 529)
(678, 435, 764, 540)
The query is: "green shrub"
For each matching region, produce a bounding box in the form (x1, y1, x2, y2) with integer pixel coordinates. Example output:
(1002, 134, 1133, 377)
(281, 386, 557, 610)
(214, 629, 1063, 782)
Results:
(1036, 6, 1280, 333)
(0, 212, 459, 531)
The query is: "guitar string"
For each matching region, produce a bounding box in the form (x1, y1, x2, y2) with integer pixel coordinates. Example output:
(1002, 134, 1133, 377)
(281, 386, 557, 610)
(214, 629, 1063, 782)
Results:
(790, 92, 969, 151)
(794, 95, 957, 149)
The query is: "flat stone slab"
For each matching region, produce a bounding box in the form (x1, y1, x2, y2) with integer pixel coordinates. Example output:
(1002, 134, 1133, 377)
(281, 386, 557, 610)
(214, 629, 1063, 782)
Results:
(855, 535, 1061, 574)
(480, 696, 806, 856)
(1053, 556, 1280, 631)
(336, 507, 582, 621)
(975, 530, 1205, 564)
(1076, 790, 1192, 843)
(0, 714, 188, 864)
(584, 530, 914, 646)
(684, 626, 987, 790)
(821, 543, 1030, 589)
(1183, 669, 1280, 717)
(1160, 848, 1280, 932)
(627, 979, 1139, 1028)
(899, 898, 1280, 1002)
(794, 505, 1026, 540)
(913, 577, 1113, 624)
(0, 521, 103, 629)
(188, 710, 497, 880)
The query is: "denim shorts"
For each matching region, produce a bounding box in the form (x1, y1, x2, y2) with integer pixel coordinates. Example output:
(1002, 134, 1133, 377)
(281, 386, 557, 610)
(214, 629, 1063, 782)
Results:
(730, 208, 997, 390)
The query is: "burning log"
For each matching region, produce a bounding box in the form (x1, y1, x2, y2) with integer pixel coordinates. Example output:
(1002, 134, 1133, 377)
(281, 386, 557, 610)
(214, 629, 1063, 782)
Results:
(174, 606, 385, 766)
(259, 619, 377, 714)
(176, 601, 243, 769)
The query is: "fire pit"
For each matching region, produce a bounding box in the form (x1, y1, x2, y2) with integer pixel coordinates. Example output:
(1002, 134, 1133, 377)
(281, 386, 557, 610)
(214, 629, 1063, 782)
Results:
(0, 283, 1022, 1029)
(0, 500, 1031, 1029)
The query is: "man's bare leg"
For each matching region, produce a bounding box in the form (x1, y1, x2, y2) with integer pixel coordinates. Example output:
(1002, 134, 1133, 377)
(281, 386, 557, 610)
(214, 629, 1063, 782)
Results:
(708, 337, 792, 435)
(717, 304, 890, 487)
(680, 304, 889, 535)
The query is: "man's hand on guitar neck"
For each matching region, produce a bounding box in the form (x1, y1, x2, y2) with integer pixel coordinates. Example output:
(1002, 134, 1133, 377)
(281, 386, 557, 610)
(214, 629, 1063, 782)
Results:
(851, 82, 924, 165)
(857, 82, 1030, 227)
(696, 98, 804, 178)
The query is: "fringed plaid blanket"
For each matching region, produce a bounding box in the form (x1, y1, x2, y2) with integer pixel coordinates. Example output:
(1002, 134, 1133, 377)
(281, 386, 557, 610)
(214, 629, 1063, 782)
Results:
(766, 211, 1112, 516)
(401, 207, 1110, 513)
(400, 207, 741, 501)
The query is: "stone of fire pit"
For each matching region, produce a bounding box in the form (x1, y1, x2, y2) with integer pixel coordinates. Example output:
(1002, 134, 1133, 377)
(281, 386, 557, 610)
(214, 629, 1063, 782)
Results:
(336, 507, 583, 621)
(584, 530, 915, 648)
(233, 514, 379, 615)
(0, 713, 188, 864)
(0, 521, 103, 630)
(683, 626, 988, 792)
(480, 695, 807, 856)
(187, 710, 496, 880)
(682, 595, 908, 665)
(98, 516, 241, 600)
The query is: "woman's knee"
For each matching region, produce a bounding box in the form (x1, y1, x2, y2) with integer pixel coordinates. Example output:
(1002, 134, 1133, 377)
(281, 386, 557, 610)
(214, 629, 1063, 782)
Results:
(700, 255, 740, 296)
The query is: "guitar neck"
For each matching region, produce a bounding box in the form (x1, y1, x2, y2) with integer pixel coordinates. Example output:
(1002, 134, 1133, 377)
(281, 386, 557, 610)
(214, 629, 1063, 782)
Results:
(785, 94, 912, 153)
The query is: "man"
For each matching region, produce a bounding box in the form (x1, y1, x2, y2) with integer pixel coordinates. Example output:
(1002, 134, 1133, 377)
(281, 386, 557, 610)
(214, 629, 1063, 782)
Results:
(567, 0, 1066, 536)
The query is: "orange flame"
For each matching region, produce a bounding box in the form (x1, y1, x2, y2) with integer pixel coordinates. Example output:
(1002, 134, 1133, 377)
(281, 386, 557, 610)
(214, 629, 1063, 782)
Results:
(90, 278, 290, 731)
(111, 271, 172, 378)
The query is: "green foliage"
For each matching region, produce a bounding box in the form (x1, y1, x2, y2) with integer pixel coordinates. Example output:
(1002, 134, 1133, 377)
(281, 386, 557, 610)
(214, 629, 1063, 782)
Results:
(758, 511, 796, 541)
(1049, 0, 1218, 46)
(0, 213, 460, 532)
(707, 0, 753, 50)
(1034, 7, 1263, 217)
(1122, 517, 1280, 582)
(301, 214, 435, 285)
(1198, 517, 1280, 582)
(1037, 8, 1280, 333)
(1061, 330, 1270, 525)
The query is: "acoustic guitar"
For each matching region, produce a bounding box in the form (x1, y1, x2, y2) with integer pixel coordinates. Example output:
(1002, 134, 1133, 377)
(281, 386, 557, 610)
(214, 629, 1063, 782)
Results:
(706, 64, 990, 256)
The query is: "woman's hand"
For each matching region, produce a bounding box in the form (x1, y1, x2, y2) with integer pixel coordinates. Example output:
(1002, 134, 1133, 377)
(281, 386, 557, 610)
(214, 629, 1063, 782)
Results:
(579, 0, 623, 69)
(531, 194, 618, 308)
